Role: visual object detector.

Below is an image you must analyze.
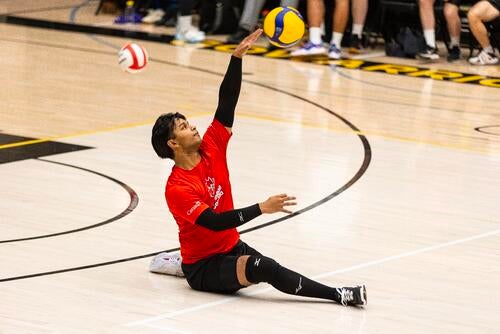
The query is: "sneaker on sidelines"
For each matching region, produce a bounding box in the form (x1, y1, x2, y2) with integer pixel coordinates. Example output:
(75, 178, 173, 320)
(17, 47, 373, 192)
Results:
(227, 27, 250, 44)
(348, 34, 362, 54)
(175, 29, 206, 43)
(336, 285, 367, 306)
(150, 252, 184, 277)
(469, 49, 499, 65)
(142, 8, 165, 24)
(447, 45, 461, 62)
(418, 45, 439, 60)
(290, 42, 327, 57)
(328, 43, 341, 59)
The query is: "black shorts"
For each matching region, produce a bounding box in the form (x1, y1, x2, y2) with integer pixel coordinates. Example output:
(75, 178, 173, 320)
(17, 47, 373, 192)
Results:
(181, 240, 262, 294)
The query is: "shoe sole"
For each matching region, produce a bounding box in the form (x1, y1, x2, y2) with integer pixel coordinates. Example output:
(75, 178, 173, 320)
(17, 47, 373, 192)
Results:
(361, 285, 367, 306)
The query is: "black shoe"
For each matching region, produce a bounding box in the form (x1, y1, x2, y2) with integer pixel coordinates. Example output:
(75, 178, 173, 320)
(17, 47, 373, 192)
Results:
(226, 28, 250, 44)
(418, 45, 439, 60)
(336, 285, 367, 307)
(447, 45, 461, 61)
(349, 34, 362, 54)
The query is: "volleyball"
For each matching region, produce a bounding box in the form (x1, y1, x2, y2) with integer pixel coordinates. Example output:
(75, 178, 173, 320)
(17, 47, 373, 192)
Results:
(118, 42, 149, 73)
(263, 7, 305, 48)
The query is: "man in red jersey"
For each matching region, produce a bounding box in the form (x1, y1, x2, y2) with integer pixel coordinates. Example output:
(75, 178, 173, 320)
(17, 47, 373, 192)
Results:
(151, 29, 366, 306)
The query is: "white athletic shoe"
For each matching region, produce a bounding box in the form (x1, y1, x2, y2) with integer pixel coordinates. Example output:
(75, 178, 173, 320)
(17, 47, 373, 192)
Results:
(175, 29, 205, 43)
(290, 42, 327, 57)
(469, 50, 499, 65)
(142, 9, 165, 24)
(328, 43, 342, 59)
(149, 251, 184, 277)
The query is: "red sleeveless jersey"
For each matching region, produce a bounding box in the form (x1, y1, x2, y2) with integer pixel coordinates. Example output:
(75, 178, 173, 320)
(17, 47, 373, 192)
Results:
(165, 120, 239, 264)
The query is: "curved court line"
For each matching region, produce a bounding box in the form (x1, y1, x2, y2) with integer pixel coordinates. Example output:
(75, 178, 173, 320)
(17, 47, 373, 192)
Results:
(0, 158, 139, 244)
(475, 125, 500, 136)
(332, 67, 500, 102)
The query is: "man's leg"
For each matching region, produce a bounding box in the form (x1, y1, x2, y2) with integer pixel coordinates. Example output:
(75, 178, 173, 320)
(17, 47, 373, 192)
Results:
(418, 0, 440, 59)
(329, 0, 349, 59)
(444, 1, 462, 60)
(227, 0, 266, 43)
(236, 255, 367, 306)
(291, 0, 327, 56)
(349, 0, 368, 54)
(468, 0, 500, 64)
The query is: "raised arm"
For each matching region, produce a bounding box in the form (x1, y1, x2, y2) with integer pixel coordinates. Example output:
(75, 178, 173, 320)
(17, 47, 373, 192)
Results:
(214, 29, 263, 133)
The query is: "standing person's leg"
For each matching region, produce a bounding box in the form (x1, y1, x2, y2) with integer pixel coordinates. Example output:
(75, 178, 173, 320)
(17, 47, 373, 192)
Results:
(236, 254, 367, 306)
(227, 0, 267, 43)
(291, 0, 327, 56)
(281, 0, 300, 8)
(349, 0, 368, 54)
(418, 0, 440, 59)
(176, 0, 205, 42)
(468, 0, 500, 64)
(328, 0, 349, 59)
(444, 0, 462, 61)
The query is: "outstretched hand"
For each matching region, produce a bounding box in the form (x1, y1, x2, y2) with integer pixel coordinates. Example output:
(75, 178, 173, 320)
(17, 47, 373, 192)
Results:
(259, 194, 297, 214)
(232, 29, 263, 58)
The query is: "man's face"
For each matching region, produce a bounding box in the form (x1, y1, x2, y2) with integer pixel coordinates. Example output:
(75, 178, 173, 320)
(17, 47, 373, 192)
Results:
(170, 118, 201, 152)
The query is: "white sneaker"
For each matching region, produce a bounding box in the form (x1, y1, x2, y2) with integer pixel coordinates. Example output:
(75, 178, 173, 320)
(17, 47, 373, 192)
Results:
(469, 50, 499, 65)
(290, 42, 327, 57)
(328, 43, 341, 59)
(149, 251, 184, 277)
(142, 8, 165, 24)
(175, 29, 205, 43)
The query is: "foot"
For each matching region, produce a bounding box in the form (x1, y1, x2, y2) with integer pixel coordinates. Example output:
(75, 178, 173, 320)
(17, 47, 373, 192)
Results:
(328, 43, 341, 59)
(447, 45, 461, 62)
(175, 29, 206, 43)
(418, 45, 439, 60)
(142, 8, 165, 24)
(290, 42, 327, 57)
(336, 285, 367, 306)
(348, 34, 362, 54)
(226, 27, 250, 44)
(469, 49, 499, 65)
(150, 252, 184, 277)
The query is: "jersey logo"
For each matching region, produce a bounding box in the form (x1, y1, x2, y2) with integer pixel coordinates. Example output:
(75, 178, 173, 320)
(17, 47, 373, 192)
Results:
(187, 201, 201, 216)
(205, 176, 224, 209)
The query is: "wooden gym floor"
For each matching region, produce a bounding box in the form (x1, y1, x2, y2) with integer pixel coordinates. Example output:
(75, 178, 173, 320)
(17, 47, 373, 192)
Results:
(0, 1, 499, 333)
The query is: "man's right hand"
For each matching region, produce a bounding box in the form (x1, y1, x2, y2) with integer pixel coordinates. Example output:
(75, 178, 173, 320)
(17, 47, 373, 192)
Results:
(259, 194, 297, 214)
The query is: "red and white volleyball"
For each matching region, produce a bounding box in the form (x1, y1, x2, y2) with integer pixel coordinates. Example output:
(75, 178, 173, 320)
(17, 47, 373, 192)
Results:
(118, 42, 148, 73)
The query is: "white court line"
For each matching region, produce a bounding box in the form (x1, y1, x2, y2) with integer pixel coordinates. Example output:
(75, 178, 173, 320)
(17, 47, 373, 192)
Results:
(125, 228, 500, 328)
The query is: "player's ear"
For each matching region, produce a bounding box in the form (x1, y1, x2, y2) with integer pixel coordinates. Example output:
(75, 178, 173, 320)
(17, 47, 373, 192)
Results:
(167, 139, 177, 150)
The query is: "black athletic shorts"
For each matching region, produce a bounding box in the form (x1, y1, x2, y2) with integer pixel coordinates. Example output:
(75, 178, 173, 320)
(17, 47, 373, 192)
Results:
(181, 240, 262, 294)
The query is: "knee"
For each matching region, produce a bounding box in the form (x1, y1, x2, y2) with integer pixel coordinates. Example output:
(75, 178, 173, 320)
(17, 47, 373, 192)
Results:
(245, 255, 279, 284)
(444, 3, 458, 18)
(468, 7, 481, 22)
(419, 0, 434, 9)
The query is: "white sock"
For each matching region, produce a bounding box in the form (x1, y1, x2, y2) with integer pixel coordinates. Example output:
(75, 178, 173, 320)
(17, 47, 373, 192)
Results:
(309, 27, 322, 45)
(331, 32, 343, 47)
(352, 24, 363, 37)
(484, 45, 494, 54)
(177, 15, 191, 33)
(423, 29, 435, 48)
(450, 36, 460, 47)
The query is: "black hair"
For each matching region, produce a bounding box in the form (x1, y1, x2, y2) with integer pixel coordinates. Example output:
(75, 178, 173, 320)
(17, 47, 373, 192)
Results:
(151, 112, 186, 159)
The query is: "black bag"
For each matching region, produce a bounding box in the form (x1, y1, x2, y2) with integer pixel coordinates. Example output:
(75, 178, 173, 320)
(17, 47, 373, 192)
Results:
(385, 27, 426, 58)
(200, 0, 243, 34)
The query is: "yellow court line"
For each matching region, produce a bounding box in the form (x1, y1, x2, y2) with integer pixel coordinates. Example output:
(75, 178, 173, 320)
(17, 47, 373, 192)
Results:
(1, 110, 496, 156)
(0, 111, 213, 150)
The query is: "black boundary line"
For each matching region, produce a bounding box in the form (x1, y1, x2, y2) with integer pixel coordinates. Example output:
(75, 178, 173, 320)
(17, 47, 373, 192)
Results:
(0, 158, 139, 244)
(0, 31, 372, 284)
(474, 125, 500, 136)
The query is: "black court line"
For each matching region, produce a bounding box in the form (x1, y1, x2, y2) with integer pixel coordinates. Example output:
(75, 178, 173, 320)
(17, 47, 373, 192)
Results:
(0, 158, 139, 244)
(475, 125, 500, 136)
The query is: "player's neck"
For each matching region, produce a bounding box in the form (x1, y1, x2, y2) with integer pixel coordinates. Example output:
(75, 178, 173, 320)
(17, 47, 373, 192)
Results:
(174, 151, 201, 170)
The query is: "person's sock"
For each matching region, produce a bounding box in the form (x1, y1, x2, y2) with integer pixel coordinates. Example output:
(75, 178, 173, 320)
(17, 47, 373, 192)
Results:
(424, 29, 436, 48)
(309, 27, 322, 45)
